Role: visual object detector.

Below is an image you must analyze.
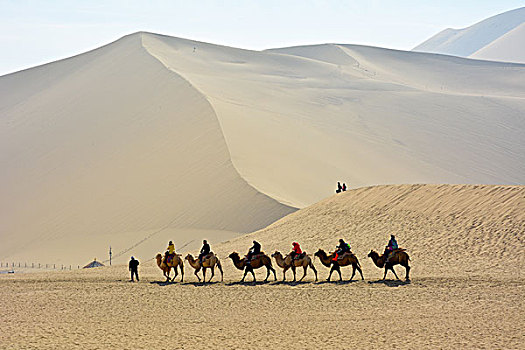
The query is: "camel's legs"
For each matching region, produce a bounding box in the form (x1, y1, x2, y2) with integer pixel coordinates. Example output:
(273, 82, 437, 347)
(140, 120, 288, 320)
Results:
(291, 265, 297, 282)
(299, 266, 307, 282)
(404, 264, 411, 280)
(357, 265, 364, 280)
(350, 266, 356, 281)
(327, 266, 334, 281)
(194, 267, 201, 282)
(180, 264, 184, 282)
(172, 268, 177, 282)
(251, 268, 256, 282)
(218, 262, 224, 282)
(310, 262, 318, 282)
(209, 267, 215, 283)
(282, 266, 289, 281)
(202, 267, 206, 283)
(391, 267, 400, 280)
(271, 266, 277, 281)
(265, 266, 271, 282)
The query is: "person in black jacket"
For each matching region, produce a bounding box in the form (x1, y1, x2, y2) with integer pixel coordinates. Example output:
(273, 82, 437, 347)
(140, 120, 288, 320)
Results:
(199, 240, 211, 263)
(129, 256, 139, 282)
(246, 240, 261, 261)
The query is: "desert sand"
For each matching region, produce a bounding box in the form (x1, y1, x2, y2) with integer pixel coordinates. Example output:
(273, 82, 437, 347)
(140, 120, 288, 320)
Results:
(1, 32, 524, 269)
(413, 7, 525, 63)
(1, 184, 523, 349)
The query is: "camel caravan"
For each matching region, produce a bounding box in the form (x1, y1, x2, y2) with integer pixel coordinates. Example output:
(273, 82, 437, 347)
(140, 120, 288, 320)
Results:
(154, 235, 410, 284)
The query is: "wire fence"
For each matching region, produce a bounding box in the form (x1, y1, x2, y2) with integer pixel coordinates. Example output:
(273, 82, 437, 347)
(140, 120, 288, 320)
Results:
(0, 262, 79, 270)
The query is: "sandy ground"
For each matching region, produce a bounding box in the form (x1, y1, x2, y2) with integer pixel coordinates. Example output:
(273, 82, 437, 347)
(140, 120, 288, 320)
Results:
(1, 262, 523, 349)
(1, 184, 523, 349)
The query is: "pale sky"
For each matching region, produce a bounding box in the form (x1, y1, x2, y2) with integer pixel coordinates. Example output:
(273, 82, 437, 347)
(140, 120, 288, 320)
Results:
(1, 0, 524, 76)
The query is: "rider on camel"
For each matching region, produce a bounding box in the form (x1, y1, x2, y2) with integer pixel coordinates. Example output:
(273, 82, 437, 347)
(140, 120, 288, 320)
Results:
(290, 242, 302, 260)
(164, 241, 176, 264)
(246, 240, 261, 262)
(333, 239, 351, 261)
(199, 239, 211, 264)
(384, 235, 398, 262)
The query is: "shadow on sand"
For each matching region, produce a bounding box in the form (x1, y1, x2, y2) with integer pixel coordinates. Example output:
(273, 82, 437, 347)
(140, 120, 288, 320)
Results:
(149, 280, 184, 286)
(368, 279, 411, 287)
(271, 280, 316, 286)
(315, 279, 362, 285)
(182, 281, 222, 287)
(225, 280, 276, 286)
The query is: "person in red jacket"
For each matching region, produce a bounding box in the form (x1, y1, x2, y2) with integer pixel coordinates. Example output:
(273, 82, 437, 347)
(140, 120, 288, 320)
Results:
(290, 242, 302, 260)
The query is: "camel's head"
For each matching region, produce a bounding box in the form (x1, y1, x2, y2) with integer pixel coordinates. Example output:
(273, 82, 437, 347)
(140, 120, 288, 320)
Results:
(368, 250, 378, 258)
(228, 252, 239, 260)
(184, 254, 192, 261)
(314, 249, 325, 258)
(271, 251, 282, 258)
(155, 253, 162, 260)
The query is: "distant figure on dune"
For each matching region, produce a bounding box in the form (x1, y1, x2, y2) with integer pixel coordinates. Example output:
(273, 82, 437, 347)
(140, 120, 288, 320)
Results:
(342, 183, 347, 191)
(336, 182, 342, 193)
(129, 256, 139, 282)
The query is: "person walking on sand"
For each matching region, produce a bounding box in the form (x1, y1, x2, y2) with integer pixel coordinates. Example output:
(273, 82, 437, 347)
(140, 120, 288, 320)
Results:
(336, 182, 342, 193)
(129, 256, 139, 282)
(342, 183, 347, 192)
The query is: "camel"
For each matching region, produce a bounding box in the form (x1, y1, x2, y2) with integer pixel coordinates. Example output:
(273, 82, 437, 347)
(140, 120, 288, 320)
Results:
(185, 253, 224, 283)
(368, 250, 411, 281)
(228, 252, 277, 283)
(271, 251, 318, 282)
(155, 253, 184, 282)
(314, 249, 364, 281)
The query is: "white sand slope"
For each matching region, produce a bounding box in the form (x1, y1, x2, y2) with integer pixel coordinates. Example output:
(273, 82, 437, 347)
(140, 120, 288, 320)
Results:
(1, 32, 525, 267)
(143, 33, 525, 206)
(470, 23, 525, 63)
(0, 34, 295, 266)
(413, 7, 525, 59)
(215, 184, 525, 279)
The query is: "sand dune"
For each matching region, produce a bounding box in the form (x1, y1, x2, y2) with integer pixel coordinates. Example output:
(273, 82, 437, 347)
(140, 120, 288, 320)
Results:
(413, 7, 525, 59)
(471, 23, 525, 63)
(1, 184, 523, 349)
(144, 33, 525, 208)
(1, 32, 524, 268)
(215, 184, 524, 279)
(0, 34, 295, 266)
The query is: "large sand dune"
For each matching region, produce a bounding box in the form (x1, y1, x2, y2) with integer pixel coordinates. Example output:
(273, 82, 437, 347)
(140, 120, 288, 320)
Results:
(1, 32, 524, 267)
(1, 184, 523, 349)
(413, 7, 525, 62)
(0, 34, 295, 266)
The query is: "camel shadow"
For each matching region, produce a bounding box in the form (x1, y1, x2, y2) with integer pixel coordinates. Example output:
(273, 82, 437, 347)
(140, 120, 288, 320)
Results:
(368, 279, 411, 287)
(149, 280, 183, 286)
(182, 281, 221, 287)
(225, 280, 275, 286)
(315, 279, 362, 285)
(272, 280, 315, 286)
